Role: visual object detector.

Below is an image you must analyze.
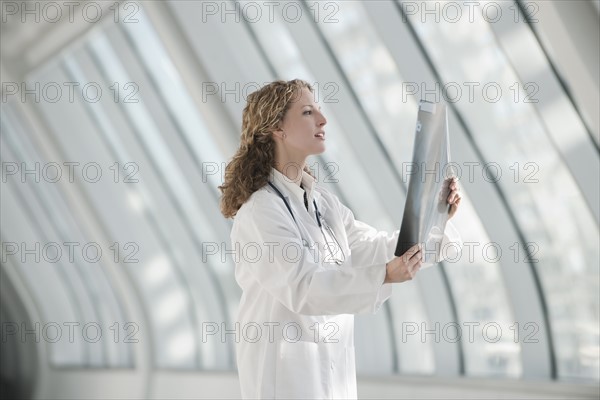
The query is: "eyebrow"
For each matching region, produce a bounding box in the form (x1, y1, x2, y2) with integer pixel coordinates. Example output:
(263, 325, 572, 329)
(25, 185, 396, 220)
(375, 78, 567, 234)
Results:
(303, 105, 322, 110)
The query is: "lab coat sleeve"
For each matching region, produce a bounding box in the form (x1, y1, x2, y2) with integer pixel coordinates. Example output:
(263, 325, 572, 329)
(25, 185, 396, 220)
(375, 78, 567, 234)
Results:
(232, 195, 391, 316)
(335, 200, 399, 308)
(337, 200, 462, 271)
(338, 202, 399, 269)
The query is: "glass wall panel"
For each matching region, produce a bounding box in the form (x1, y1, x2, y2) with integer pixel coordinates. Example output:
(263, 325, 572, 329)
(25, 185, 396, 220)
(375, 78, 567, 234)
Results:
(400, 0, 599, 380)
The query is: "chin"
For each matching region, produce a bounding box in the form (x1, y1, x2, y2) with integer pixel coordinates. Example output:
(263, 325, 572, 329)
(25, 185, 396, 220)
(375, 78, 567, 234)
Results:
(313, 143, 326, 155)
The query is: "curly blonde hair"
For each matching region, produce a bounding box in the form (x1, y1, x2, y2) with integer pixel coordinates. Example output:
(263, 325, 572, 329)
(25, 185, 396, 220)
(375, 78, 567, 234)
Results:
(219, 79, 315, 219)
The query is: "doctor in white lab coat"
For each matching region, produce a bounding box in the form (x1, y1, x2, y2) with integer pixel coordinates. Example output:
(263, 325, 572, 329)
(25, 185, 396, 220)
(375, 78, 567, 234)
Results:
(219, 79, 462, 399)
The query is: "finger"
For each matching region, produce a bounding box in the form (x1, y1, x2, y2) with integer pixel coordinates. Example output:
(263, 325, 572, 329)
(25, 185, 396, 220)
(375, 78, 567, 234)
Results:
(451, 177, 460, 190)
(403, 243, 421, 258)
(409, 252, 422, 268)
(406, 265, 416, 279)
(447, 189, 458, 203)
(409, 262, 422, 277)
(403, 251, 420, 268)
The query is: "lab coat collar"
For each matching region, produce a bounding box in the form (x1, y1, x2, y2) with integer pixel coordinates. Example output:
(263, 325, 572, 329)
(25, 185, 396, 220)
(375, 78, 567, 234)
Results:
(269, 167, 319, 207)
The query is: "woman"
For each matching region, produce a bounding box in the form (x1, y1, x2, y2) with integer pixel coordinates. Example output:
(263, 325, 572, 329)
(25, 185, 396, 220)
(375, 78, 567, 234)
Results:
(219, 79, 462, 399)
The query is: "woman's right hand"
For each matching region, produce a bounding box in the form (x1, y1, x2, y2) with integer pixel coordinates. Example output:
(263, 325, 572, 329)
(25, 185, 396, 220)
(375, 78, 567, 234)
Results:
(384, 244, 423, 283)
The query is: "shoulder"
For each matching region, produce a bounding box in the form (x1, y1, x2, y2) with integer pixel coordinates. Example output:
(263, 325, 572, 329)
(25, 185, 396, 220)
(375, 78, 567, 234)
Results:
(231, 186, 299, 240)
(314, 184, 336, 201)
(234, 186, 288, 222)
(313, 184, 345, 215)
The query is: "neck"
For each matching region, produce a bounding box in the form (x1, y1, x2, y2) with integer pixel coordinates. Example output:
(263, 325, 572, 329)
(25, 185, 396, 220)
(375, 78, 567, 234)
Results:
(274, 152, 306, 187)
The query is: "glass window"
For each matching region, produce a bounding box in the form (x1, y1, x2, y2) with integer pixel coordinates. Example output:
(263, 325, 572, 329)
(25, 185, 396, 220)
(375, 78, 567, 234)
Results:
(22, 8, 235, 370)
(400, 0, 599, 380)
(2, 102, 131, 367)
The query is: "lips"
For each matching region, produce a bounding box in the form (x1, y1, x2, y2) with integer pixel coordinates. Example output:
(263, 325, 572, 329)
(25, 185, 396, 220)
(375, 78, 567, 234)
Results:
(315, 131, 325, 139)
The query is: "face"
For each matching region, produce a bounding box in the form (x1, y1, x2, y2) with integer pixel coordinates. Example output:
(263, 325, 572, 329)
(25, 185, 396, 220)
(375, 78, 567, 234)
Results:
(274, 87, 327, 160)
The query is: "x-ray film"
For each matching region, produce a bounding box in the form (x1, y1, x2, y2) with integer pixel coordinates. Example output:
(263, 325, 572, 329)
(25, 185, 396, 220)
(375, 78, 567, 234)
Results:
(395, 101, 455, 264)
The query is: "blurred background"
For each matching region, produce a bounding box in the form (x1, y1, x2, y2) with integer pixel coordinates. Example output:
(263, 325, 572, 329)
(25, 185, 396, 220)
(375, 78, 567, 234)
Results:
(1, 0, 598, 398)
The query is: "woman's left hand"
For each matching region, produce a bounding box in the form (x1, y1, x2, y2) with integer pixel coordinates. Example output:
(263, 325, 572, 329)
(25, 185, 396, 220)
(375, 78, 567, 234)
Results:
(447, 177, 461, 219)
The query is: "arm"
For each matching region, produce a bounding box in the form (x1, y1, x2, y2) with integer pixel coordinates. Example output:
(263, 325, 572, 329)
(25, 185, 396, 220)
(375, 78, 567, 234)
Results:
(337, 196, 462, 272)
(338, 200, 400, 269)
(233, 195, 391, 316)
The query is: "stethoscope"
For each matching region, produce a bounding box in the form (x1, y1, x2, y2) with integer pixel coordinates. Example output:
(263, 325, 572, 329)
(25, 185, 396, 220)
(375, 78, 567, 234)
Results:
(267, 181, 323, 226)
(267, 181, 344, 265)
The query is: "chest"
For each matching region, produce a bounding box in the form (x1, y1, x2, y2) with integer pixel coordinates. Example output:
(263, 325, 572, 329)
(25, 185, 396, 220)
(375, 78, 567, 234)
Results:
(286, 197, 350, 266)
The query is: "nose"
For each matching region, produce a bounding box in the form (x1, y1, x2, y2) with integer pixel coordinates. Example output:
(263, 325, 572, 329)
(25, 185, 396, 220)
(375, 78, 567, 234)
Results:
(317, 109, 327, 126)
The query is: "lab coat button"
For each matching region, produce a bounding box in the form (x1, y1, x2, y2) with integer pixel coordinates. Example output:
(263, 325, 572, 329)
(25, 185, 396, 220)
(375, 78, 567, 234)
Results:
(330, 362, 334, 370)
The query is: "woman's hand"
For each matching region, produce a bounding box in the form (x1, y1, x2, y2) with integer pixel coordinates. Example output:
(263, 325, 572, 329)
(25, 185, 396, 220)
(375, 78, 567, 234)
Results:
(384, 244, 423, 283)
(447, 177, 461, 219)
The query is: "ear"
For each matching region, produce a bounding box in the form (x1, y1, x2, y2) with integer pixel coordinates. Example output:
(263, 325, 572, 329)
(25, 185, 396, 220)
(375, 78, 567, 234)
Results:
(272, 123, 285, 139)
(272, 128, 284, 139)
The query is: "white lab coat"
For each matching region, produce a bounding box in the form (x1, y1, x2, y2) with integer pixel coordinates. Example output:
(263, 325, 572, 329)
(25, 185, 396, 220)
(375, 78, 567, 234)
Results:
(231, 167, 461, 399)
